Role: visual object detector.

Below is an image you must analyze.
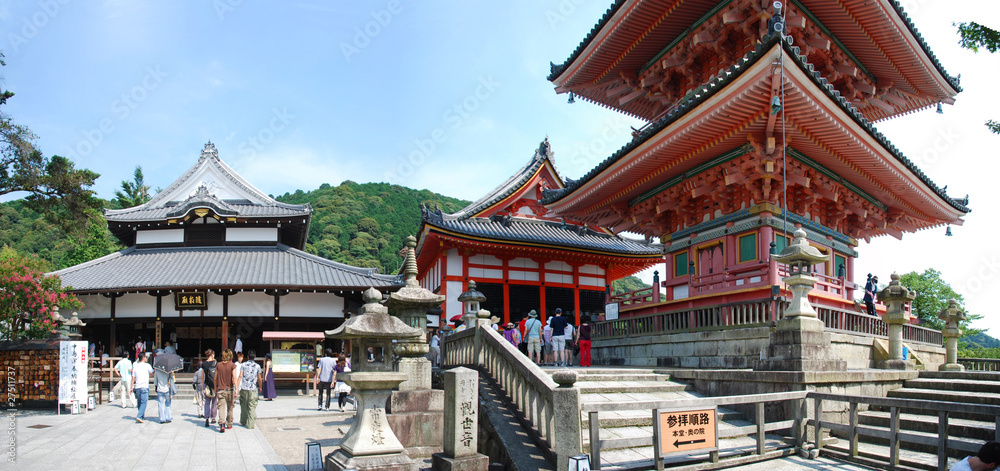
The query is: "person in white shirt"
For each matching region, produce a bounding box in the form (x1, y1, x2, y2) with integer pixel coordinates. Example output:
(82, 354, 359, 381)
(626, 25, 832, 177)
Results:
(952, 441, 1000, 471)
(234, 335, 243, 354)
(112, 356, 135, 408)
(130, 353, 154, 423)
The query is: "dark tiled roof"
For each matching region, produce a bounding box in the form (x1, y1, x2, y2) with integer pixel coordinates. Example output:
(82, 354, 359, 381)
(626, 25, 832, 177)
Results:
(51, 245, 401, 292)
(542, 33, 970, 214)
(449, 139, 561, 219)
(423, 212, 662, 256)
(105, 201, 311, 222)
(548, 0, 960, 93)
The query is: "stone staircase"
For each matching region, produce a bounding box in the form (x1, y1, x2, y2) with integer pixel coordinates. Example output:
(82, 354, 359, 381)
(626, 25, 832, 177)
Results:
(824, 370, 1000, 470)
(569, 368, 794, 470)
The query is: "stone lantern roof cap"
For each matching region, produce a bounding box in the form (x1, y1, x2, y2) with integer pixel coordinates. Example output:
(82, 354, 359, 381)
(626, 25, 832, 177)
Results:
(457, 280, 487, 303)
(389, 235, 446, 306)
(878, 272, 916, 302)
(325, 287, 421, 339)
(773, 229, 829, 266)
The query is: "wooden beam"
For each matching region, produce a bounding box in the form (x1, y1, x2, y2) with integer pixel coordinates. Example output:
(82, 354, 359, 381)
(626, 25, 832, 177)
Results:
(661, 56, 685, 69)
(656, 202, 673, 214)
(692, 32, 716, 47)
(882, 92, 907, 107)
(855, 80, 876, 95)
(868, 96, 895, 113)
(619, 89, 646, 105)
(835, 63, 858, 78)
(806, 36, 830, 50)
(884, 226, 903, 240)
(723, 10, 746, 23)
(785, 13, 806, 29)
(606, 83, 632, 97)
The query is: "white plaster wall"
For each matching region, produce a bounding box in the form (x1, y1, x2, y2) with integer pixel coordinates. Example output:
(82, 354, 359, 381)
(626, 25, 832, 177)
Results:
(136, 229, 184, 245)
(468, 267, 502, 280)
(446, 249, 462, 276)
(508, 270, 539, 282)
(509, 258, 537, 269)
(580, 276, 604, 287)
(226, 227, 278, 242)
(469, 254, 502, 266)
(446, 280, 463, 319)
(228, 291, 274, 317)
(546, 261, 571, 272)
(281, 292, 345, 318)
(580, 264, 605, 275)
(545, 273, 573, 284)
(115, 293, 158, 318)
(76, 294, 113, 321)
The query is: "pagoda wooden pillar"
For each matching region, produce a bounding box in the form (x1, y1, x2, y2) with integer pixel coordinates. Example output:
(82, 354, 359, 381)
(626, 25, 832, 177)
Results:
(573, 263, 581, 325)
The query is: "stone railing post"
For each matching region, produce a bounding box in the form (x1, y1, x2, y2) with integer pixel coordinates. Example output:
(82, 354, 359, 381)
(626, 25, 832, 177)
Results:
(473, 309, 490, 367)
(938, 299, 966, 371)
(877, 273, 916, 370)
(550, 370, 582, 471)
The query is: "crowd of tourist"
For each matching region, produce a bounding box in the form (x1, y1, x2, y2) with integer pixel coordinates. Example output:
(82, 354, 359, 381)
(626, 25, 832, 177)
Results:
(472, 307, 594, 368)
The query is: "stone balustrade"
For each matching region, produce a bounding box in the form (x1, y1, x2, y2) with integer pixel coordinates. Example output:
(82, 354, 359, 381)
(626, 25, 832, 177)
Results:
(443, 324, 582, 470)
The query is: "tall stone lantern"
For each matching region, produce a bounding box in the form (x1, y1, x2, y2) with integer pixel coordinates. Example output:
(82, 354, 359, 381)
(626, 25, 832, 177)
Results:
(938, 299, 966, 372)
(457, 280, 486, 329)
(325, 288, 422, 471)
(387, 236, 446, 391)
(877, 273, 916, 370)
(756, 228, 845, 371)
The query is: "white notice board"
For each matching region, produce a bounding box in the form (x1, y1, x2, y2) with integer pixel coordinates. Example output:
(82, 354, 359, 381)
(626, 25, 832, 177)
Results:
(58, 341, 88, 405)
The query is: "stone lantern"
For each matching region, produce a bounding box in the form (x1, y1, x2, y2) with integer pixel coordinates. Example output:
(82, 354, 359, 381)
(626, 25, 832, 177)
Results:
(325, 287, 422, 470)
(938, 299, 966, 372)
(756, 228, 845, 371)
(51, 308, 86, 340)
(387, 235, 445, 391)
(877, 273, 916, 370)
(457, 280, 486, 329)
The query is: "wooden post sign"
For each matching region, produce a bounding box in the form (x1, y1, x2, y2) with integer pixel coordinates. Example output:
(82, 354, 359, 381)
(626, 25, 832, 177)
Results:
(654, 407, 718, 457)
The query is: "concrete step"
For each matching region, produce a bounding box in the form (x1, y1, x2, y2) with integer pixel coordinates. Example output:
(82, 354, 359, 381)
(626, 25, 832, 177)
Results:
(860, 410, 997, 443)
(823, 438, 966, 471)
(585, 434, 795, 470)
(904, 377, 1000, 394)
(576, 380, 692, 395)
(885, 388, 1000, 421)
(917, 370, 1000, 382)
(574, 373, 673, 383)
(832, 412, 982, 459)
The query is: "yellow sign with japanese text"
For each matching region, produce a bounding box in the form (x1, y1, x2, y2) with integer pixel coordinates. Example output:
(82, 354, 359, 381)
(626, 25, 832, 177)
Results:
(658, 408, 718, 455)
(175, 290, 208, 310)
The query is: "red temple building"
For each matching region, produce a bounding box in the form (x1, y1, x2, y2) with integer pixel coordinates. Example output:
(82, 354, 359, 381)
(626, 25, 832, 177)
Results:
(543, 0, 969, 320)
(414, 139, 664, 326)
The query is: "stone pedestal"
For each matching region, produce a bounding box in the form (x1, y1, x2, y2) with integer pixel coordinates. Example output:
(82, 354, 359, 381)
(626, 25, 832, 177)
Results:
(431, 453, 490, 471)
(325, 372, 417, 471)
(395, 353, 432, 391)
(388, 389, 445, 458)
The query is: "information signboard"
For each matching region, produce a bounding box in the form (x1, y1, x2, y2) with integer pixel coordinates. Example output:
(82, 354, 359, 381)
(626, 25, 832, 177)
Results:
(58, 341, 88, 406)
(272, 350, 301, 373)
(656, 407, 718, 457)
(605, 302, 619, 321)
(304, 442, 323, 471)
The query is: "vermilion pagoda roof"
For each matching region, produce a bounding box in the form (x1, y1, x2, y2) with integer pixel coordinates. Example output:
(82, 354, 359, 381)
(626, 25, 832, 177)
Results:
(415, 139, 663, 280)
(542, 34, 968, 240)
(549, 0, 960, 122)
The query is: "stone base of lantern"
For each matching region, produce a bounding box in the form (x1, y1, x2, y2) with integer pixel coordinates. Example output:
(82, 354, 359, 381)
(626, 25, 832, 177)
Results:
(776, 315, 825, 332)
(939, 363, 966, 372)
(326, 448, 417, 471)
(880, 359, 915, 370)
(431, 452, 489, 471)
(755, 330, 846, 372)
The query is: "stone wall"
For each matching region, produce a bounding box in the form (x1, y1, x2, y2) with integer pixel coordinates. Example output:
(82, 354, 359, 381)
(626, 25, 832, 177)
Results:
(591, 326, 945, 370)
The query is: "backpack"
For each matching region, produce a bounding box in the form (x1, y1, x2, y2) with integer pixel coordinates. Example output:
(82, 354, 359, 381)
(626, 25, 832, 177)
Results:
(204, 361, 217, 392)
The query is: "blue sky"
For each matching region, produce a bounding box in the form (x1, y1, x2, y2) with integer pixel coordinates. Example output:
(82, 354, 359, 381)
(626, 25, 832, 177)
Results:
(3, 1, 1000, 334)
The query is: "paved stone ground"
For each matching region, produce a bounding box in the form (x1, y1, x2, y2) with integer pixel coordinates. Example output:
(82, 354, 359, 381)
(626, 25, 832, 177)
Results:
(4, 390, 889, 471)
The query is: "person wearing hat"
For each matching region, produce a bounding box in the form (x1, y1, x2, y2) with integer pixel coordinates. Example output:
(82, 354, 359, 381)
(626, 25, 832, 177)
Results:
(863, 274, 878, 316)
(502, 321, 521, 347)
(523, 310, 544, 364)
(490, 315, 501, 331)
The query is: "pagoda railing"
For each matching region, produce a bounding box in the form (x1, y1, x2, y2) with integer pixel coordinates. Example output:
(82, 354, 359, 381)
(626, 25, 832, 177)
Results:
(442, 323, 581, 470)
(595, 299, 942, 346)
(958, 358, 1000, 372)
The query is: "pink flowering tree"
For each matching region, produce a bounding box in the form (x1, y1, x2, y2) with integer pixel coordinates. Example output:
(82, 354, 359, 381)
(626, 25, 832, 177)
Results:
(0, 248, 82, 340)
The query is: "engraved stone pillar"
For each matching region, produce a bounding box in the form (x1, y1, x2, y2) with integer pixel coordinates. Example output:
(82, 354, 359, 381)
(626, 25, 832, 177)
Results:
(877, 273, 916, 370)
(432, 367, 488, 471)
(938, 299, 966, 372)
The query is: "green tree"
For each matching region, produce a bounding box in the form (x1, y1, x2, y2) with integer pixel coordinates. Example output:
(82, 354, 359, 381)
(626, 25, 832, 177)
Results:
(59, 214, 120, 269)
(0, 246, 83, 340)
(899, 269, 981, 334)
(956, 22, 1000, 133)
(113, 166, 151, 209)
